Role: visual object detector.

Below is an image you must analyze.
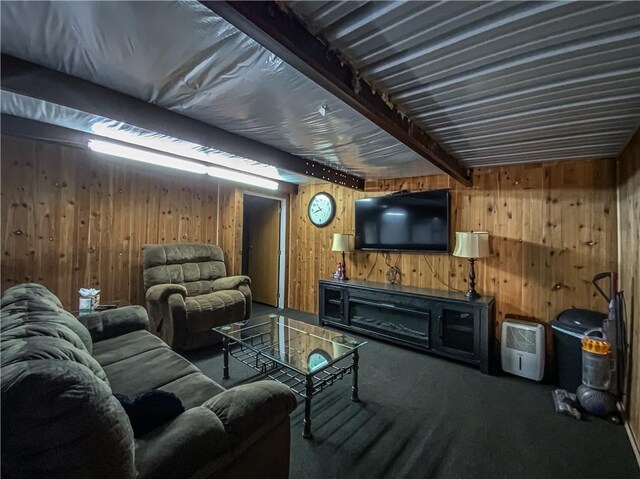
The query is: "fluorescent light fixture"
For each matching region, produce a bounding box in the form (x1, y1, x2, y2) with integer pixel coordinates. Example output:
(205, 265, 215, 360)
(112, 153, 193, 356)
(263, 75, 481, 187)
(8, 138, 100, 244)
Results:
(88, 139, 278, 190)
(88, 139, 209, 174)
(207, 165, 278, 190)
(90, 123, 283, 181)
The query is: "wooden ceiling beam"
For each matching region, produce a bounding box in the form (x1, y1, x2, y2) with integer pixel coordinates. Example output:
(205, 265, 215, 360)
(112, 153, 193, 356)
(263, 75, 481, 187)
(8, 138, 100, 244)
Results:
(1, 54, 364, 190)
(202, 1, 472, 186)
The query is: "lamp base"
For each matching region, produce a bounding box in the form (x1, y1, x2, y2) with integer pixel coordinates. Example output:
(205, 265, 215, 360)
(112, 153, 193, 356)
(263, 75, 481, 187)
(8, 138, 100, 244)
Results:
(341, 251, 348, 281)
(464, 289, 481, 301)
(465, 257, 481, 301)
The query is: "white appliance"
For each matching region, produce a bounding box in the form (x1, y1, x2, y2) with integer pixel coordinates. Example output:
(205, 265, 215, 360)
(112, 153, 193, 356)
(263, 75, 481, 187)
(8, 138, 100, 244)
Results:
(501, 319, 545, 381)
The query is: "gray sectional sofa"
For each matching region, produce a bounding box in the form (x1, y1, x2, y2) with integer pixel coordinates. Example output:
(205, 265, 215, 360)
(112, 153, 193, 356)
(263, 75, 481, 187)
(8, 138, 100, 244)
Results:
(1, 283, 296, 479)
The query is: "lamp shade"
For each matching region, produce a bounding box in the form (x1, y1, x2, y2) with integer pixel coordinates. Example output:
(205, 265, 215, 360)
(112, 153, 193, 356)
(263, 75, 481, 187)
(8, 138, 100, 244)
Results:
(452, 232, 490, 259)
(331, 233, 354, 252)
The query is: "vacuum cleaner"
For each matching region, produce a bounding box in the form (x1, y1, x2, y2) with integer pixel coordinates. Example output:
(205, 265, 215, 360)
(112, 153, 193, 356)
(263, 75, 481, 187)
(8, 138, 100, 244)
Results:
(575, 272, 627, 423)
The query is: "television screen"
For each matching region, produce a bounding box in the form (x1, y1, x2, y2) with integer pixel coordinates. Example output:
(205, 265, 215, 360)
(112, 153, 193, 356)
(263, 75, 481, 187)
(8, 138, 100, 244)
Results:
(354, 189, 450, 252)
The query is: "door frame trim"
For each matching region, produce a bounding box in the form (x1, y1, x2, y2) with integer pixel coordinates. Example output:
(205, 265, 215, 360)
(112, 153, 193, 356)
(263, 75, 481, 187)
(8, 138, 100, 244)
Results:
(242, 192, 287, 309)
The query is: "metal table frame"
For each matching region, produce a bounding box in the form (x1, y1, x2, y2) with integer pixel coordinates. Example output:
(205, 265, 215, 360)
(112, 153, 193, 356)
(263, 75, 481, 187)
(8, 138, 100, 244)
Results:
(219, 320, 361, 438)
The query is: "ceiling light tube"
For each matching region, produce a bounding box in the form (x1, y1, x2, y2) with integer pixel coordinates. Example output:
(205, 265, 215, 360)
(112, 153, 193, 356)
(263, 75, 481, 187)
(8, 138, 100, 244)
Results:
(88, 139, 278, 190)
(206, 165, 278, 190)
(88, 139, 209, 174)
(91, 123, 283, 181)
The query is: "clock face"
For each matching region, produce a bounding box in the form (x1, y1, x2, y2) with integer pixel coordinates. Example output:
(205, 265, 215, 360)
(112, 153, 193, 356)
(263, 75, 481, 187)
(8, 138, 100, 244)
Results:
(308, 192, 336, 227)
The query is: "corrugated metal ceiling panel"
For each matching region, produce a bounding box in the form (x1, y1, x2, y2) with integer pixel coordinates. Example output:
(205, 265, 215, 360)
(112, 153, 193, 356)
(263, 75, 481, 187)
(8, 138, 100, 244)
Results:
(288, 0, 640, 167)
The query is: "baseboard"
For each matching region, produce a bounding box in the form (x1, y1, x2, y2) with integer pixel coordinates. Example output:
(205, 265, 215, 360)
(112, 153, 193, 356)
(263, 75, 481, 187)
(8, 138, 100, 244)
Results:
(619, 402, 640, 467)
(625, 420, 640, 467)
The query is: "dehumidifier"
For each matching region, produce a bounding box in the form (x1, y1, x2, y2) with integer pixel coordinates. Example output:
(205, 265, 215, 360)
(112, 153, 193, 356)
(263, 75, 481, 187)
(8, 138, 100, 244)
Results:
(501, 319, 545, 381)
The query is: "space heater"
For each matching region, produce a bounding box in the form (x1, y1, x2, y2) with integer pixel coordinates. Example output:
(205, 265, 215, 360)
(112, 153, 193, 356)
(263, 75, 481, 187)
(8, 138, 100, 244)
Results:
(501, 319, 545, 381)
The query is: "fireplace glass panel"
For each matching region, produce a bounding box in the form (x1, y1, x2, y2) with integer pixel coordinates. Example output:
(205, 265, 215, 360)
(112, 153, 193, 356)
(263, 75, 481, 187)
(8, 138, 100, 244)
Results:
(349, 300, 429, 344)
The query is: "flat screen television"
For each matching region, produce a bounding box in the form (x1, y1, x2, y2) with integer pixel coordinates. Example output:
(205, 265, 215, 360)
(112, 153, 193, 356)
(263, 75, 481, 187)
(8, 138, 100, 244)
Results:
(354, 189, 450, 252)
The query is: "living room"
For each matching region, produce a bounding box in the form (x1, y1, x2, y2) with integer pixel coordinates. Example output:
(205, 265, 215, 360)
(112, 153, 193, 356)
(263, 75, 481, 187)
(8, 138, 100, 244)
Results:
(1, 1, 639, 478)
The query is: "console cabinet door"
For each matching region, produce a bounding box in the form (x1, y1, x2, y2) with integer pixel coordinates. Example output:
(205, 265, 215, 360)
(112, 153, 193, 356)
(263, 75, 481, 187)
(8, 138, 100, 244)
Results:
(319, 285, 345, 324)
(432, 305, 479, 360)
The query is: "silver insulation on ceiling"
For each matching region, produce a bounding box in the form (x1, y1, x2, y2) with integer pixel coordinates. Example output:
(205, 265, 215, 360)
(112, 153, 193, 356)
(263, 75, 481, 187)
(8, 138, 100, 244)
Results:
(288, 0, 640, 167)
(0, 0, 442, 181)
(0, 90, 313, 184)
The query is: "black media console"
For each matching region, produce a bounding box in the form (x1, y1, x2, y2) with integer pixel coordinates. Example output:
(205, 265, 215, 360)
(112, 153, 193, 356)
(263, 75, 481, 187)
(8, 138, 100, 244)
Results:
(319, 279, 496, 374)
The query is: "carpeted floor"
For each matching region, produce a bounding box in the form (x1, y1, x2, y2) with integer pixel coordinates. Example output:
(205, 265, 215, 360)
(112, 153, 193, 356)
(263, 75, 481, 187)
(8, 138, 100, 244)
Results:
(185, 303, 639, 479)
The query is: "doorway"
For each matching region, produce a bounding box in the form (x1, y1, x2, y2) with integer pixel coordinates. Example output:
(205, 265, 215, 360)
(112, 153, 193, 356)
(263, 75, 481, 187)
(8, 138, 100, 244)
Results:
(242, 193, 285, 308)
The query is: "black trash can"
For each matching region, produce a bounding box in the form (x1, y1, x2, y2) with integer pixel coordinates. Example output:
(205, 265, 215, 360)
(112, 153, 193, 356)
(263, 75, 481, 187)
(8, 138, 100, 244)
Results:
(551, 308, 607, 392)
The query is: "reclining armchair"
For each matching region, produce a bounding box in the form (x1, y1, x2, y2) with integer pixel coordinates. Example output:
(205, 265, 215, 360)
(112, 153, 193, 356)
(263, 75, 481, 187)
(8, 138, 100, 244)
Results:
(143, 244, 251, 350)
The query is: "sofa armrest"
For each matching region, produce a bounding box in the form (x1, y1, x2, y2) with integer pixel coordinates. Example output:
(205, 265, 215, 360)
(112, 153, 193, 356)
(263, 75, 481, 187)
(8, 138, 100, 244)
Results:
(202, 381, 296, 447)
(213, 276, 252, 320)
(77, 306, 149, 342)
(212, 275, 251, 292)
(146, 284, 187, 303)
(135, 407, 229, 479)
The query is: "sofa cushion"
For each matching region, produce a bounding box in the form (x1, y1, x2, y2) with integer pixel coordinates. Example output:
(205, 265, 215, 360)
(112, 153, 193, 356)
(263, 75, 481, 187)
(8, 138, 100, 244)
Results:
(103, 346, 200, 395)
(1, 336, 109, 384)
(1, 300, 93, 353)
(1, 359, 135, 479)
(92, 325, 227, 405)
(0, 282, 64, 309)
(184, 290, 246, 332)
(158, 371, 226, 410)
(1, 316, 92, 354)
(93, 330, 168, 367)
(143, 244, 227, 296)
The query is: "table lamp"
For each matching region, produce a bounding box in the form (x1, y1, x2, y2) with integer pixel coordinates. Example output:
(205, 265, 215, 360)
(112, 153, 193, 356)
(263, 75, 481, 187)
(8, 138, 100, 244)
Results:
(331, 233, 354, 280)
(453, 231, 490, 300)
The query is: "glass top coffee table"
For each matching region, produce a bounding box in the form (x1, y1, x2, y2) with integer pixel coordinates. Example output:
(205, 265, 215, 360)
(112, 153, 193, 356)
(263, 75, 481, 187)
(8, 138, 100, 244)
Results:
(214, 314, 366, 438)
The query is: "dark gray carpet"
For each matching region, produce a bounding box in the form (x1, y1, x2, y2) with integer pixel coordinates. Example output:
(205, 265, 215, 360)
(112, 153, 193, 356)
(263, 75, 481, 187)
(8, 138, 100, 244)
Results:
(186, 304, 639, 479)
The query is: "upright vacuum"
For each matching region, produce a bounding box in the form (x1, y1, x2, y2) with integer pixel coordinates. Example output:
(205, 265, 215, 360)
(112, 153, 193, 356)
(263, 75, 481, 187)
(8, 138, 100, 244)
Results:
(576, 272, 627, 423)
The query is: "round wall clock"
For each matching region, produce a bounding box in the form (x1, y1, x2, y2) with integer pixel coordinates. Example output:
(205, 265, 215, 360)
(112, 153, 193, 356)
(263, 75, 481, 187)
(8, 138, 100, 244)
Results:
(308, 192, 336, 227)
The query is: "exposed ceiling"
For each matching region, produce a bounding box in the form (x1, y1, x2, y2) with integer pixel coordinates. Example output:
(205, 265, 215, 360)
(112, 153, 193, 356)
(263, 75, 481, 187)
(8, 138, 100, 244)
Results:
(0, 0, 441, 182)
(287, 0, 640, 167)
(1, 1, 639, 184)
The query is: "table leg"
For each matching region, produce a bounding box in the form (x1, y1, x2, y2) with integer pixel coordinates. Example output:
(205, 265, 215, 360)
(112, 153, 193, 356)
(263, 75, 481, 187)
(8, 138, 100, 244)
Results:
(222, 337, 230, 380)
(303, 376, 313, 438)
(351, 349, 360, 402)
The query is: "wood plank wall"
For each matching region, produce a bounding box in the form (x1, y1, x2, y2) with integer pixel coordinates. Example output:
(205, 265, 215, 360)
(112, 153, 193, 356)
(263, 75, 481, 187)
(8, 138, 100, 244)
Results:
(218, 184, 244, 276)
(1, 135, 219, 309)
(617, 129, 640, 453)
(4, 131, 634, 449)
(288, 159, 618, 359)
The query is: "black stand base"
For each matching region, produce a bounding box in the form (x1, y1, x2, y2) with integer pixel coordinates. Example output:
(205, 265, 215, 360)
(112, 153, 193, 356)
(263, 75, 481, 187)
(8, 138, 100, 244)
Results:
(465, 289, 481, 301)
(466, 258, 481, 301)
(341, 251, 349, 281)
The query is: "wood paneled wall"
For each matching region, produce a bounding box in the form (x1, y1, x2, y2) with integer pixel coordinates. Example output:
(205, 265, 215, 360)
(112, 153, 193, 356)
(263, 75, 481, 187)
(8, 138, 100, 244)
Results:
(1, 135, 219, 309)
(2, 135, 619, 334)
(218, 184, 244, 277)
(288, 159, 618, 355)
(617, 129, 640, 453)
(217, 186, 291, 299)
